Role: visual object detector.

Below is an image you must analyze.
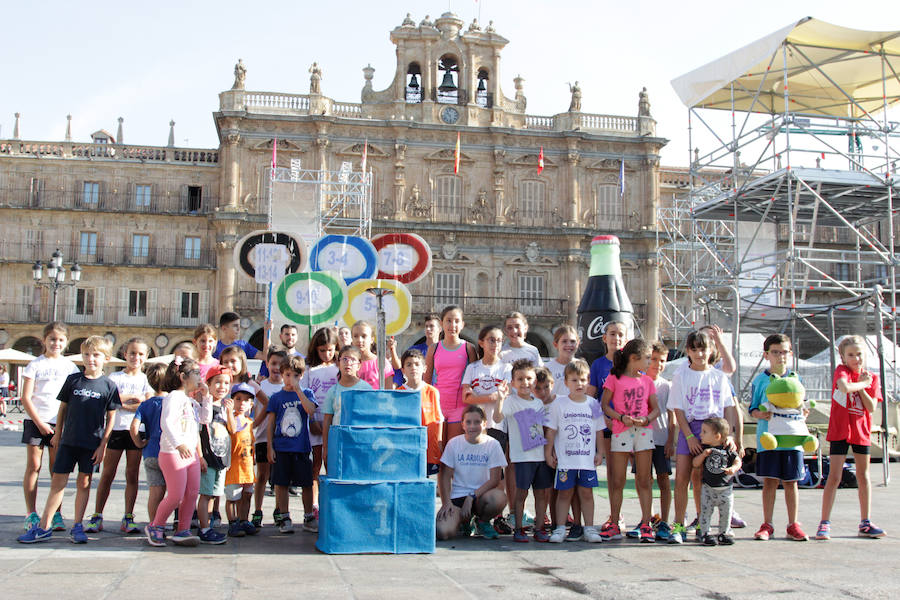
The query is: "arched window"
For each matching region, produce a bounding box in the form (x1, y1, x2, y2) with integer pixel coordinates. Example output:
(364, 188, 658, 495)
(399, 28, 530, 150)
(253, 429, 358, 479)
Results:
(434, 174, 461, 218)
(476, 69, 490, 108)
(518, 179, 545, 222)
(437, 55, 459, 104)
(405, 63, 422, 103)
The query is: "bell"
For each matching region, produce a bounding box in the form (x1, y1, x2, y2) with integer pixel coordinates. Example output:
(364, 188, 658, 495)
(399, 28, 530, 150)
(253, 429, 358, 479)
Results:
(439, 71, 457, 92)
(408, 73, 419, 89)
(477, 77, 486, 92)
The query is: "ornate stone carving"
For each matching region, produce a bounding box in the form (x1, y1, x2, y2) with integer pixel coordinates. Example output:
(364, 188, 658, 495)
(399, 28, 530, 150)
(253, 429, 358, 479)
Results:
(525, 241, 540, 263)
(568, 81, 582, 112)
(224, 133, 241, 146)
(442, 233, 458, 260)
(395, 143, 407, 162)
(362, 64, 375, 102)
(514, 75, 527, 112)
(232, 59, 246, 90)
(401, 13, 415, 27)
(639, 87, 651, 117)
(405, 184, 430, 218)
(419, 15, 433, 28)
(468, 18, 481, 32)
(314, 137, 329, 149)
(309, 62, 322, 95)
(485, 20, 496, 33)
(470, 189, 492, 223)
(567, 151, 580, 165)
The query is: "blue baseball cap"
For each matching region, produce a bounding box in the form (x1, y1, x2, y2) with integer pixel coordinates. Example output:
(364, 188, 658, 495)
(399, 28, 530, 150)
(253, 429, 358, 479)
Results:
(231, 382, 255, 399)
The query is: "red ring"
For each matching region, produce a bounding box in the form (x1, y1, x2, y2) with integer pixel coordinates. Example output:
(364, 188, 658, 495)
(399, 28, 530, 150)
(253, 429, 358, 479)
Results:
(371, 233, 431, 284)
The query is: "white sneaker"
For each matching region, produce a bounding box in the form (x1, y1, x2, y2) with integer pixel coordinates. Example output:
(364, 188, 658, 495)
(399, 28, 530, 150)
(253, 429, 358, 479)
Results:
(583, 526, 603, 543)
(303, 515, 319, 533)
(548, 526, 566, 543)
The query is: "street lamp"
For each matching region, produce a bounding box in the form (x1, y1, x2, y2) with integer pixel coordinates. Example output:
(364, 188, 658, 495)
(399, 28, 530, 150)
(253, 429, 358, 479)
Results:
(32, 248, 82, 322)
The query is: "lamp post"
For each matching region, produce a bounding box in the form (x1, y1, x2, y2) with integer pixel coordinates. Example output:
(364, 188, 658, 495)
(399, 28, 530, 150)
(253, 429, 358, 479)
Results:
(32, 248, 82, 322)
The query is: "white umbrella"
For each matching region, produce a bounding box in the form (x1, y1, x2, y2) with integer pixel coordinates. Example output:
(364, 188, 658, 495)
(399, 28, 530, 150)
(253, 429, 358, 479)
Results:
(145, 354, 175, 364)
(0, 348, 38, 365)
(66, 354, 126, 366)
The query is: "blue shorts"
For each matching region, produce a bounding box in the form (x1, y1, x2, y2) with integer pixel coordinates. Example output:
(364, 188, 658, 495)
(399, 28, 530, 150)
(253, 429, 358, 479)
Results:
(514, 461, 554, 490)
(756, 449, 804, 481)
(53, 444, 96, 475)
(554, 468, 598, 491)
(652, 445, 672, 476)
(271, 450, 313, 487)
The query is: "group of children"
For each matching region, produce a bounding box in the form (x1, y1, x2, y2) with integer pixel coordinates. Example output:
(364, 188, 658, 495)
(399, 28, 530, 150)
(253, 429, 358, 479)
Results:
(13, 306, 887, 548)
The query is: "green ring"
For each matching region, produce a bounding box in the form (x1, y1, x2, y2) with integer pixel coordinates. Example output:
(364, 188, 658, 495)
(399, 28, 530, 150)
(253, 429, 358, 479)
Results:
(276, 272, 345, 326)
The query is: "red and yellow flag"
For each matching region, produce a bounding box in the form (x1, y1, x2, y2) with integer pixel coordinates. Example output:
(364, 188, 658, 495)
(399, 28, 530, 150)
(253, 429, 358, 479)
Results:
(537, 146, 544, 174)
(454, 132, 460, 174)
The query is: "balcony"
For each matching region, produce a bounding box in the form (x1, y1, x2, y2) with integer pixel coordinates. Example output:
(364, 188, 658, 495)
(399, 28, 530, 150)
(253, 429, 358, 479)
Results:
(0, 303, 209, 328)
(412, 295, 569, 320)
(0, 140, 218, 164)
(0, 188, 217, 216)
(0, 242, 216, 269)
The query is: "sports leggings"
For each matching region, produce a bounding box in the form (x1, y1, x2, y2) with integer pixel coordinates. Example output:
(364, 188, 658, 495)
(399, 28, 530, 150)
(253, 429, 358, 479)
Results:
(151, 450, 200, 530)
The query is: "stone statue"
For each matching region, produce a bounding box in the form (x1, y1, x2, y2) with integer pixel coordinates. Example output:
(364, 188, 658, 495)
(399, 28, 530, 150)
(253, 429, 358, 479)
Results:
(514, 75, 527, 112)
(639, 87, 651, 117)
(405, 184, 430, 218)
(470, 189, 492, 223)
(568, 81, 582, 112)
(232, 59, 246, 90)
(309, 62, 322, 95)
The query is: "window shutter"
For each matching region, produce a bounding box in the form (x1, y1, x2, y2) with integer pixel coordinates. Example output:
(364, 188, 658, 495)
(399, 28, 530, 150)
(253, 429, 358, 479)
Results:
(199, 290, 210, 323)
(148, 289, 158, 324)
(96, 287, 105, 322)
(119, 287, 129, 321)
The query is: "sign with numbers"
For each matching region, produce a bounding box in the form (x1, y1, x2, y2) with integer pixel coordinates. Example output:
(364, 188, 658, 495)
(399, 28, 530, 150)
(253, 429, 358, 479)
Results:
(234, 230, 306, 279)
(254, 244, 289, 284)
(371, 233, 432, 284)
(343, 279, 412, 336)
(309, 235, 378, 285)
(275, 271, 346, 326)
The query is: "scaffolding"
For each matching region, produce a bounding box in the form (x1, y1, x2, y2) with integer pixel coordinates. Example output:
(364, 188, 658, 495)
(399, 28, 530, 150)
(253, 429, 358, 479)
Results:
(659, 18, 900, 464)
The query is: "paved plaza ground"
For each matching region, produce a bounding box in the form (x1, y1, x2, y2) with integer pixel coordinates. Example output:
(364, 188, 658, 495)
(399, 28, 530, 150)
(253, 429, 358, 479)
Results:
(0, 430, 897, 599)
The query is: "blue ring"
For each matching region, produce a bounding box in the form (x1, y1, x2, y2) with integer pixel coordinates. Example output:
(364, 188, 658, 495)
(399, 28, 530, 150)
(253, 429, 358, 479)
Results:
(309, 235, 378, 285)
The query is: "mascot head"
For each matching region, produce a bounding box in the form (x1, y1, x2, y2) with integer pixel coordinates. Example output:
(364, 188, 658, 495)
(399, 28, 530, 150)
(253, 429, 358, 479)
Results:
(765, 373, 806, 409)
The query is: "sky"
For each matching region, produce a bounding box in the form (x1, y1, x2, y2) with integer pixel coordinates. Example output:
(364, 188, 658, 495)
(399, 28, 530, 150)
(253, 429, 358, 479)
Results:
(2, 0, 897, 166)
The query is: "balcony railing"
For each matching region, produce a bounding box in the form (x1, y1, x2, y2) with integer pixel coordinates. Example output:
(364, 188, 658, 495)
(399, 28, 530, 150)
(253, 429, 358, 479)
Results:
(0, 140, 218, 164)
(0, 302, 209, 328)
(0, 188, 217, 215)
(412, 295, 569, 319)
(0, 242, 216, 269)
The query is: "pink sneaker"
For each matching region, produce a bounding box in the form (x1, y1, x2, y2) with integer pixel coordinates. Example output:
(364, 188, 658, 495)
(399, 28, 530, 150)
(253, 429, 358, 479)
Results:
(786, 522, 808, 541)
(754, 522, 774, 541)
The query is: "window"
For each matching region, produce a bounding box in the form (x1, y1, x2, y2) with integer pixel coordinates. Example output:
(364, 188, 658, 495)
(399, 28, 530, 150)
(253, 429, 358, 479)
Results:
(83, 182, 100, 204)
(596, 185, 622, 224)
(834, 263, 852, 283)
(518, 274, 545, 314)
(405, 63, 422, 103)
(129, 290, 147, 317)
(519, 180, 545, 219)
(188, 186, 202, 212)
(79, 232, 97, 257)
(132, 234, 150, 257)
(181, 291, 200, 319)
(135, 184, 152, 207)
(75, 288, 95, 316)
(184, 237, 201, 260)
(434, 272, 462, 306)
(476, 69, 490, 108)
(435, 175, 461, 215)
(30, 177, 43, 205)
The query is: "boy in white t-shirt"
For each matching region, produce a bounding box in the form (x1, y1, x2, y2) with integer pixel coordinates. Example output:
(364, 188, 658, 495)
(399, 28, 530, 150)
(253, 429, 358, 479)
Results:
(497, 359, 553, 542)
(545, 359, 605, 543)
(646, 340, 675, 541)
(253, 349, 286, 527)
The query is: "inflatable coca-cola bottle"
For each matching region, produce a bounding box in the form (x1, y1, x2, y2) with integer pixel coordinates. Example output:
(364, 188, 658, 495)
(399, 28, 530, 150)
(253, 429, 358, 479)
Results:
(576, 235, 634, 365)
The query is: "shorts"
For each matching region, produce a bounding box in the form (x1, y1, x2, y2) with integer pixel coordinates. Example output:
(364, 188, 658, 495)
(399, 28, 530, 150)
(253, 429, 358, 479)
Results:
(427, 463, 440, 476)
(271, 450, 313, 487)
(143, 456, 166, 487)
(254, 442, 269, 464)
(611, 426, 655, 453)
(652, 445, 672, 476)
(756, 449, 804, 481)
(514, 461, 554, 490)
(21, 419, 54, 447)
(451, 495, 477, 508)
(829, 439, 870, 456)
(199, 467, 226, 496)
(554, 468, 598, 491)
(224, 483, 254, 502)
(676, 419, 704, 456)
(603, 428, 613, 439)
(107, 429, 140, 452)
(53, 443, 96, 474)
(486, 428, 509, 453)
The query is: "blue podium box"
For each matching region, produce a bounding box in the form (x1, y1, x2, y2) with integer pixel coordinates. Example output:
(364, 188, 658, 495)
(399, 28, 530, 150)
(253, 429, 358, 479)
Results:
(327, 426, 427, 481)
(316, 477, 436, 554)
(340, 389, 422, 427)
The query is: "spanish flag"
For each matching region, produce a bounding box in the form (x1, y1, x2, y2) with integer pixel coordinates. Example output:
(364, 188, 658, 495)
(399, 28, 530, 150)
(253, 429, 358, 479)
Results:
(537, 146, 544, 175)
(454, 132, 460, 174)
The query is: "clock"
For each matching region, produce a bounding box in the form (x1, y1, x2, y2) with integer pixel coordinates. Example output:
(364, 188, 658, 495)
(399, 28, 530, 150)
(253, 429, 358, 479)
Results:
(440, 106, 460, 124)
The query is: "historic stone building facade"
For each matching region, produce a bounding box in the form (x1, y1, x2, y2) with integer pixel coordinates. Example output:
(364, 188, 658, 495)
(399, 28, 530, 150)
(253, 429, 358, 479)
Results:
(0, 12, 664, 358)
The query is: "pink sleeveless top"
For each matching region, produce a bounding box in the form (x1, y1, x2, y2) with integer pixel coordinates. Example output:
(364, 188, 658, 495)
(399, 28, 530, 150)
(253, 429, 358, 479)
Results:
(434, 341, 468, 422)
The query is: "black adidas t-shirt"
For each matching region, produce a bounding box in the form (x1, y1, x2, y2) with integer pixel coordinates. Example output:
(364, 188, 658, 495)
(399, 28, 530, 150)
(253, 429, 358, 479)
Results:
(57, 373, 121, 449)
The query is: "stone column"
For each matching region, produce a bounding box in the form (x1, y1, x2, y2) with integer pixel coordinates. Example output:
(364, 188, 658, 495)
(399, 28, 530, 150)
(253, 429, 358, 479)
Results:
(567, 150, 580, 224)
(215, 237, 237, 314)
(315, 137, 330, 171)
(566, 254, 583, 325)
(221, 134, 241, 209)
(645, 253, 660, 342)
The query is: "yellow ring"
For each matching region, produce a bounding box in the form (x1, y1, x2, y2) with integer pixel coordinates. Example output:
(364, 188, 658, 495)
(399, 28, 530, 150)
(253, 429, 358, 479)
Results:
(344, 279, 412, 336)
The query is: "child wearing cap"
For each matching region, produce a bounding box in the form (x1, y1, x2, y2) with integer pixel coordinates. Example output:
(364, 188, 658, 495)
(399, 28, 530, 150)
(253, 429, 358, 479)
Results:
(196, 365, 234, 544)
(225, 383, 257, 537)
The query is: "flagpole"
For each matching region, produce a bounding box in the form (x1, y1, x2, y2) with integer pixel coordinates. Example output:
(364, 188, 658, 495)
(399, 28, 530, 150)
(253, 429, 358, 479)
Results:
(267, 138, 277, 323)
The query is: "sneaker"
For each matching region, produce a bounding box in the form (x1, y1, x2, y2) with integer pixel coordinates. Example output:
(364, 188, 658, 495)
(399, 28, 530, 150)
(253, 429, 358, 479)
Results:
(815, 520, 831, 541)
(565, 513, 575, 527)
(273, 510, 285, 527)
(240, 520, 259, 536)
(533, 527, 550, 543)
(513, 528, 529, 543)
(210, 511, 222, 529)
(199, 528, 227, 544)
(228, 522, 246, 537)
(859, 519, 886, 538)
(655, 521, 672, 542)
(477, 520, 499, 540)
(600, 521, 622, 541)
(717, 533, 735, 545)
(583, 525, 603, 543)
(289, 486, 301, 497)
(492, 516, 513, 535)
(786, 522, 809, 541)
(549, 526, 566, 543)
(69, 523, 88, 544)
(145, 524, 166, 547)
(668, 523, 685, 544)
(251, 510, 263, 528)
(457, 517, 474, 538)
(18, 525, 52, 544)
(172, 529, 201, 546)
(639, 522, 654, 543)
(702, 533, 718, 546)
(731, 511, 747, 528)
(754, 522, 775, 541)
(24, 512, 40, 532)
(303, 515, 319, 533)
(279, 517, 294, 534)
(85, 513, 103, 533)
(565, 524, 584, 542)
(626, 524, 641, 539)
(51, 511, 66, 532)
(121, 513, 140, 534)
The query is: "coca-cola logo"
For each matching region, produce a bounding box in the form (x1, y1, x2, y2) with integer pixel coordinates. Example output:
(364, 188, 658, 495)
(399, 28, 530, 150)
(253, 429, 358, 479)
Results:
(586, 315, 605, 340)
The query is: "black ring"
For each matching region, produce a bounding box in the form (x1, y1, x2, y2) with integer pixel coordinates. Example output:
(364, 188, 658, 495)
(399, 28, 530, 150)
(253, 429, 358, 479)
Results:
(238, 232, 303, 278)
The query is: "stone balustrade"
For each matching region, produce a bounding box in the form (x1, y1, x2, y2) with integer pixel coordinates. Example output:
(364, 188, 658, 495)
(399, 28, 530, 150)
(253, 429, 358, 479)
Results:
(0, 140, 218, 164)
